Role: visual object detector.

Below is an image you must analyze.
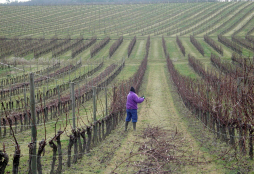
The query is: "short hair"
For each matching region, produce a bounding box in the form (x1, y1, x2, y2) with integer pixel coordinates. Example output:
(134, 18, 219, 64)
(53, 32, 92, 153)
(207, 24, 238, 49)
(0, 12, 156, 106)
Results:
(130, 86, 135, 93)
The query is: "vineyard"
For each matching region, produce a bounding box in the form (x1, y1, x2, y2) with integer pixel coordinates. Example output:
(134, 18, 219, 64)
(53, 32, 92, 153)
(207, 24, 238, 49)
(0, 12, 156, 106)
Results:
(1, 1, 254, 173)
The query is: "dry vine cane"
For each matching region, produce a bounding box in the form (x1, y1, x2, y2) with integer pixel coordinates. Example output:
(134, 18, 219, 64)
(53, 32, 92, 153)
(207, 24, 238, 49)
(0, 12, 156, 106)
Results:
(1, 103, 20, 174)
(112, 126, 209, 173)
(2, 62, 117, 134)
(163, 36, 254, 160)
(0, 144, 9, 174)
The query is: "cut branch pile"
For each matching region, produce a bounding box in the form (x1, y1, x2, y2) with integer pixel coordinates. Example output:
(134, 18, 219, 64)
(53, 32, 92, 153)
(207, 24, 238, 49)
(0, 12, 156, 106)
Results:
(112, 126, 208, 173)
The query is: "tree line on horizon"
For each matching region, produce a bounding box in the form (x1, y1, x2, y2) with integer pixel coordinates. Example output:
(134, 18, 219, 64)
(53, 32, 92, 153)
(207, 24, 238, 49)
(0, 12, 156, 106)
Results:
(4, 0, 218, 6)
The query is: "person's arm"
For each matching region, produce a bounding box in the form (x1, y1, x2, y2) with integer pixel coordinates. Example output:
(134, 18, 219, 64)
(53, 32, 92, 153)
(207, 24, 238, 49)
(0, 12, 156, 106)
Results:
(133, 94, 144, 103)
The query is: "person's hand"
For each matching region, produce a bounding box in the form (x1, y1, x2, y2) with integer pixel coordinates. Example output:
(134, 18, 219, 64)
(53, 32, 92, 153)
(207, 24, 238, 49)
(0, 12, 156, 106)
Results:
(141, 96, 145, 99)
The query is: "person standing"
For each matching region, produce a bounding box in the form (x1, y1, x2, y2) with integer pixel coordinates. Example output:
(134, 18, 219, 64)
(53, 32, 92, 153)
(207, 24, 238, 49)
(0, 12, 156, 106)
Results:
(125, 86, 145, 131)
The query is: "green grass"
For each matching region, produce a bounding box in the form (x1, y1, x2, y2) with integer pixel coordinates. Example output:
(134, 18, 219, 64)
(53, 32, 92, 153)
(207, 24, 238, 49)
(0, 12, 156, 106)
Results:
(0, 37, 146, 173)
(1, 3, 251, 38)
(2, 2, 254, 173)
(174, 63, 197, 78)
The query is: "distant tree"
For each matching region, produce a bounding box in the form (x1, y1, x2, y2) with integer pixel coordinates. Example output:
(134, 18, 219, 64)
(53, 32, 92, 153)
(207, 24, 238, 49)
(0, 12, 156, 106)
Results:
(4, 0, 218, 5)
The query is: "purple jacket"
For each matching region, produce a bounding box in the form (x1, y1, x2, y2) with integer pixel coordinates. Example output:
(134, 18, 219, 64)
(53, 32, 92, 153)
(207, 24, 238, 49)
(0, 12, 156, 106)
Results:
(126, 91, 144, 110)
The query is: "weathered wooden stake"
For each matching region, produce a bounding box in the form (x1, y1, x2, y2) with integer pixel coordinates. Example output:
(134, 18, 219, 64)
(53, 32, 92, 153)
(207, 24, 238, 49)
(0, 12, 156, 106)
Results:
(105, 87, 108, 116)
(69, 70, 70, 82)
(93, 87, 97, 144)
(29, 73, 37, 174)
(0, 115, 1, 137)
(47, 66, 49, 91)
(43, 87, 47, 121)
(8, 75, 11, 103)
(71, 82, 76, 130)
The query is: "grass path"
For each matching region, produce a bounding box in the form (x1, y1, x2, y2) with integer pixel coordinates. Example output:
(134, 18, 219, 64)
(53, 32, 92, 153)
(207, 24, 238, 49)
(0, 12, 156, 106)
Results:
(2, 39, 230, 173)
(99, 39, 224, 173)
(225, 11, 254, 37)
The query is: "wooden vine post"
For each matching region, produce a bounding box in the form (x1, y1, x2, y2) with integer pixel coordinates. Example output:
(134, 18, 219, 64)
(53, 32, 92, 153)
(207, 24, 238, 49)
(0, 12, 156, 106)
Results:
(71, 82, 76, 130)
(58, 85, 61, 115)
(70, 82, 78, 164)
(0, 86, 1, 137)
(43, 87, 47, 121)
(237, 77, 246, 154)
(24, 86, 28, 129)
(93, 87, 97, 144)
(8, 75, 11, 105)
(29, 73, 37, 174)
(47, 67, 49, 92)
(105, 87, 108, 116)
